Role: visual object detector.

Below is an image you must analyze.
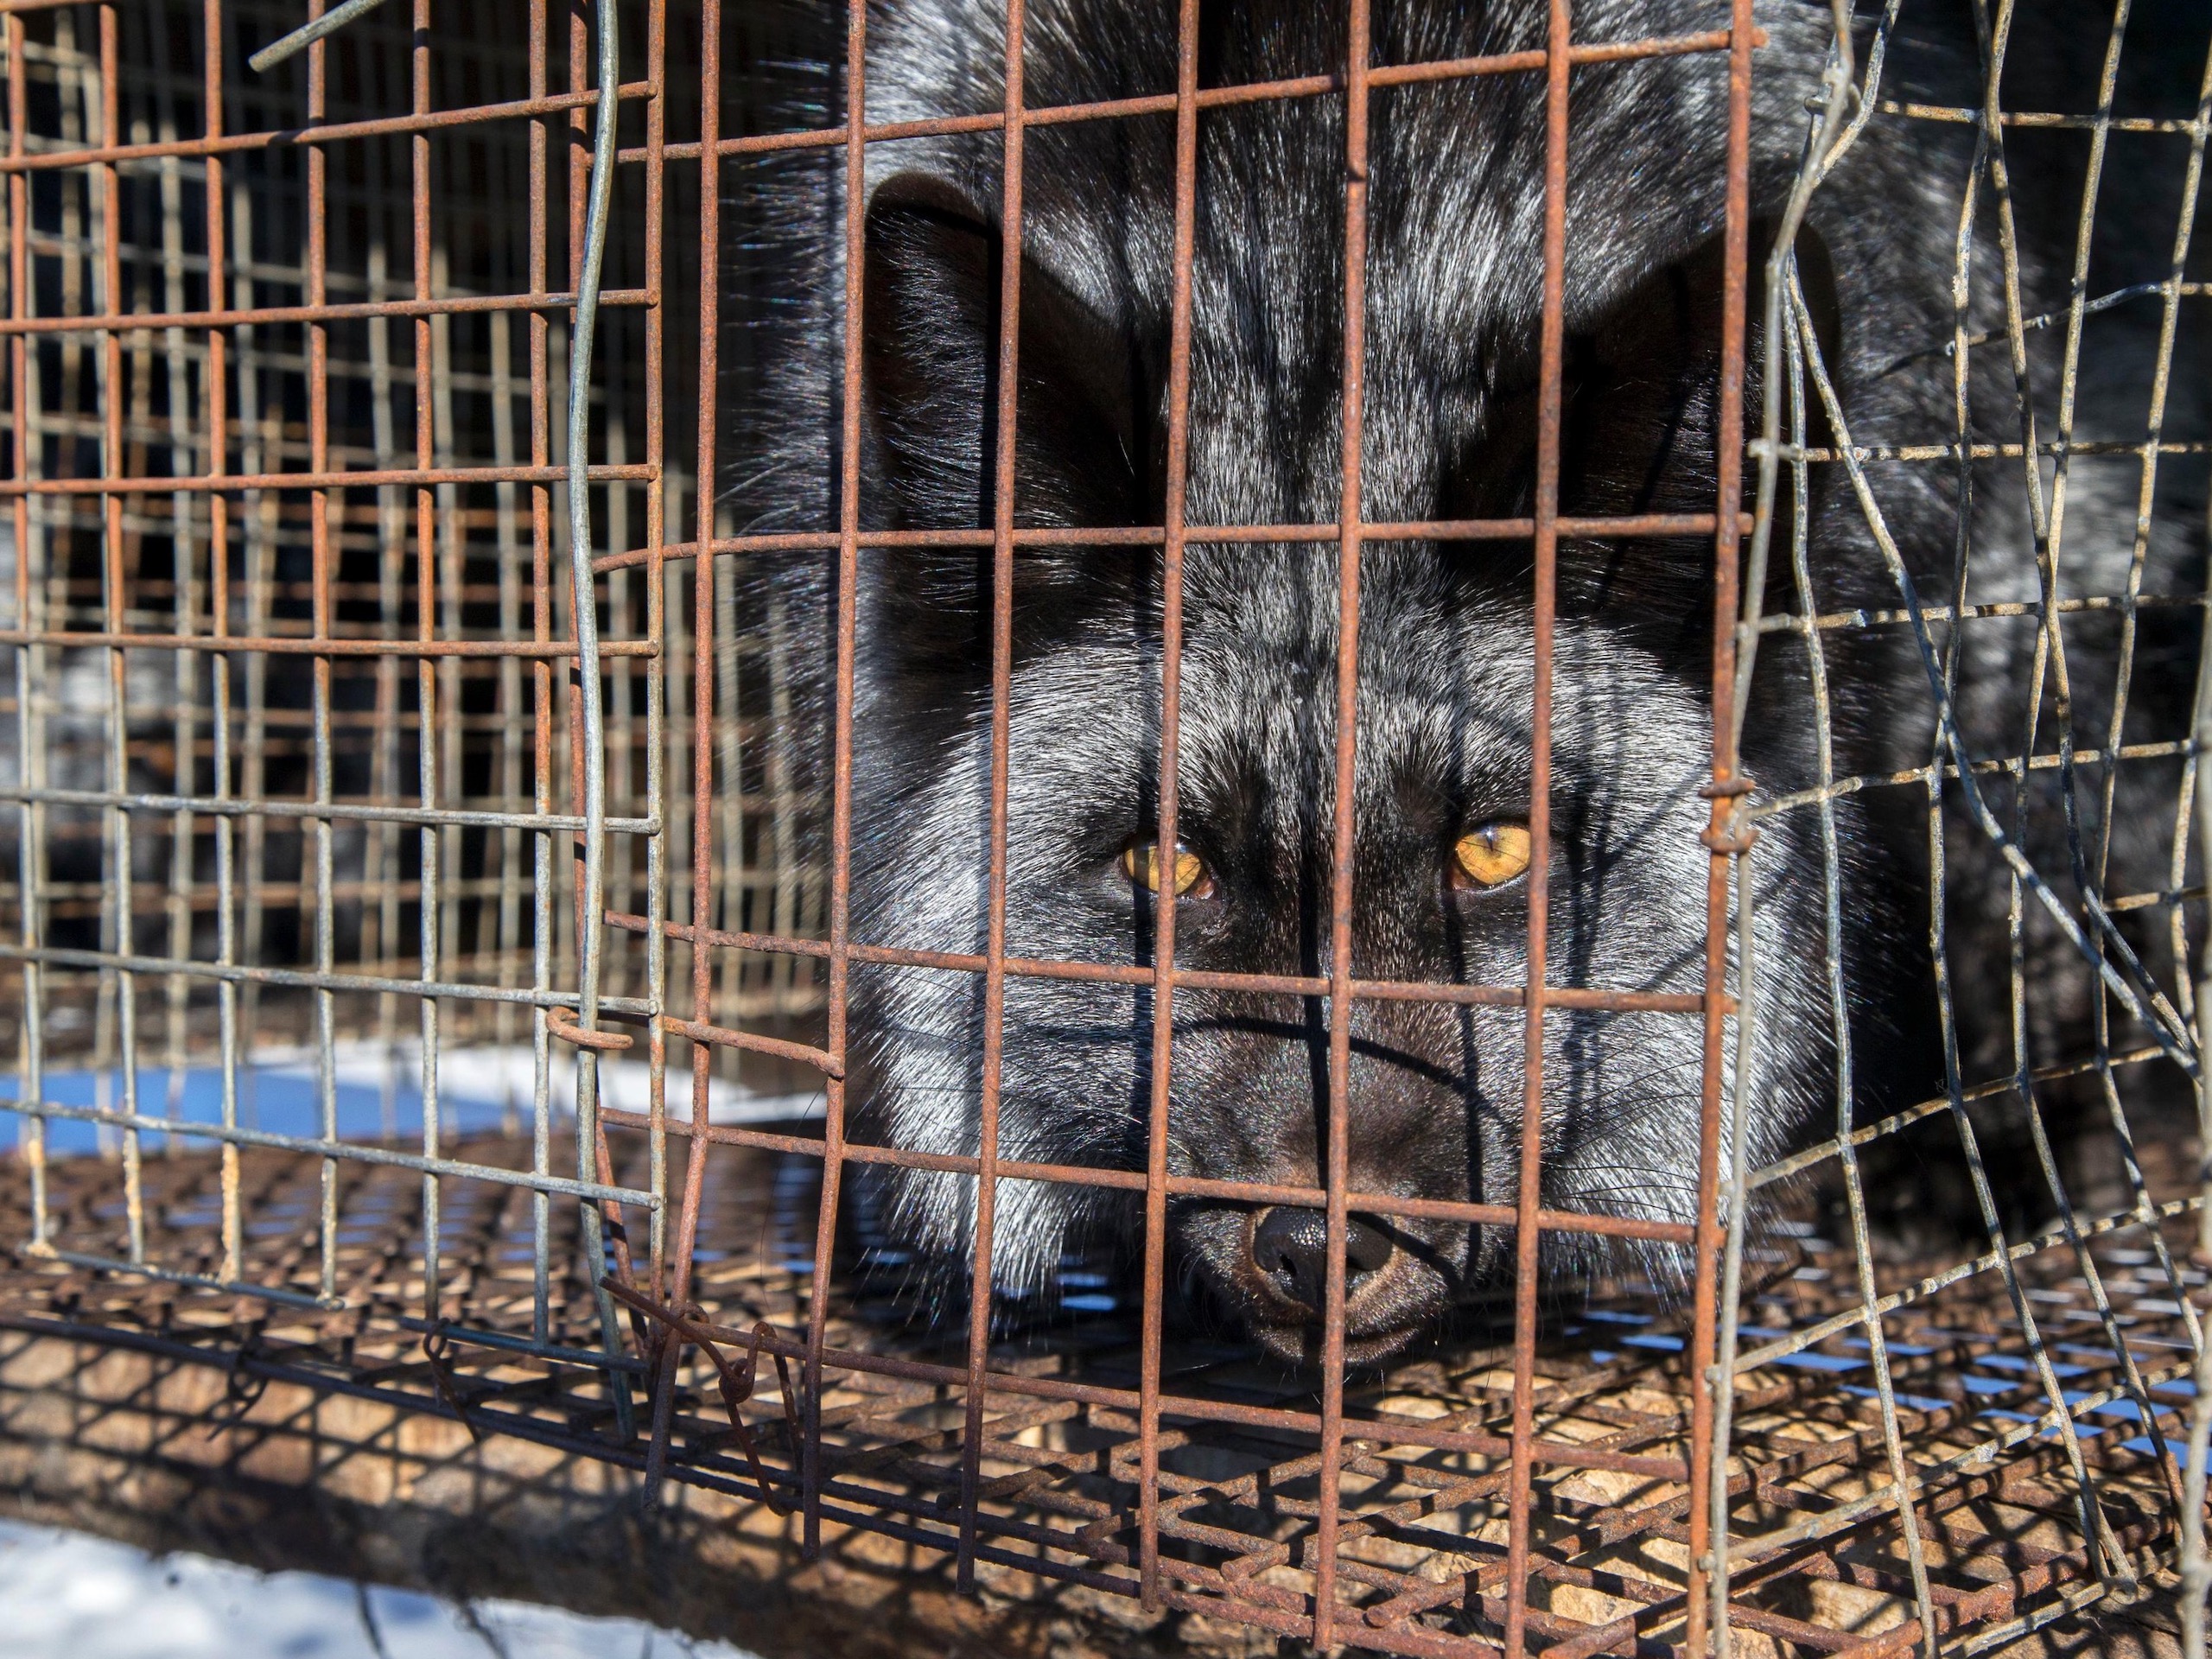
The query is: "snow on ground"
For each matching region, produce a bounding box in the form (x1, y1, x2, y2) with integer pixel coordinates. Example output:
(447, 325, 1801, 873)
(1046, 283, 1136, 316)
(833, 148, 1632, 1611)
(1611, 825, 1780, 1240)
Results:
(0, 1519, 763, 1659)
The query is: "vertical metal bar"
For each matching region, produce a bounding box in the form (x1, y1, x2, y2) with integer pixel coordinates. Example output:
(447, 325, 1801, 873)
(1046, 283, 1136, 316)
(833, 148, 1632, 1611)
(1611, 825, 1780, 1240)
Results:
(528, 0, 555, 1348)
(308, 0, 340, 1306)
(640, 0, 669, 1297)
(801, 0, 866, 1560)
(149, 11, 199, 1132)
(672, 0, 721, 1318)
(475, 55, 524, 1111)
(1309, 0, 1370, 1644)
(1135, 0, 1201, 1615)
(1686, 0, 1758, 1651)
(366, 180, 404, 1135)
(412, 0, 442, 1316)
(492, 245, 525, 1135)
(662, 486, 691, 1097)
(764, 594, 802, 1016)
(710, 515, 741, 1035)
(97, 0, 146, 1263)
(367, 29, 397, 1019)
(232, 116, 270, 1098)
(50, 16, 95, 1166)
(955, 0, 1027, 1594)
(205, 0, 238, 1282)
(637, 10, 703, 1495)
(431, 237, 463, 1031)
(6, 5, 47, 1255)
(74, 16, 111, 1173)
(564, 0, 586, 1050)
(1502, 0, 1570, 1650)
(567, 0, 632, 1432)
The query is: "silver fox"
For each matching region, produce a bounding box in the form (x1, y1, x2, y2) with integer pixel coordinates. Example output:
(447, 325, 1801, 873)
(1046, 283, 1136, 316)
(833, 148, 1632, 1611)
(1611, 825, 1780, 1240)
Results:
(725, 0, 2206, 1363)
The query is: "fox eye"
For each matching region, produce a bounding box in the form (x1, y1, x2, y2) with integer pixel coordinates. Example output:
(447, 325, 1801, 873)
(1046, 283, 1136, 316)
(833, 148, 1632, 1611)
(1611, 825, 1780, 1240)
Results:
(1451, 822, 1532, 890)
(1123, 840, 1211, 899)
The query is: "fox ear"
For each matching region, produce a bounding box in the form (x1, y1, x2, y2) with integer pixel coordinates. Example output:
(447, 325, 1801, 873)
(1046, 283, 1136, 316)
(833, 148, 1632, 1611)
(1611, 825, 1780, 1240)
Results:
(861, 179, 1152, 537)
(858, 180, 1157, 684)
(1533, 219, 1841, 642)
(1560, 219, 1838, 524)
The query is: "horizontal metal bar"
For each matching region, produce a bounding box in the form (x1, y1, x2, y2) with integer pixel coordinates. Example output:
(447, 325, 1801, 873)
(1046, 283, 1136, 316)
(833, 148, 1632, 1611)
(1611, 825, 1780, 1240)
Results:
(379, 1317, 654, 1374)
(0, 83, 655, 171)
(0, 288, 656, 338)
(1747, 738, 2196, 821)
(2107, 883, 2209, 914)
(33, 1248, 340, 1310)
(1770, 437, 2209, 465)
(1750, 588, 2202, 636)
(0, 1100, 658, 1206)
(0, 1310, 649, 1400)
(656, 1014, 843, 1077)
(0, 629, 654, 659)
(591, 1107, 1697, 1243)
(630, 30, 1754, 165)
(0, 785, 657, 836)
(604, 912, 1714, 1014)
(593, 512, 1749, 573)
(0, 462, 656, 496)
(1875, 99, 2209, 135)
(0, 940, 656, 1015)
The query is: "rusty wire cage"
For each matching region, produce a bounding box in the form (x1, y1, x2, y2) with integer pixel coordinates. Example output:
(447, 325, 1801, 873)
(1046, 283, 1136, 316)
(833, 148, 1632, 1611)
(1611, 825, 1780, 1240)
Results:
(3, 0, 2211, 1655)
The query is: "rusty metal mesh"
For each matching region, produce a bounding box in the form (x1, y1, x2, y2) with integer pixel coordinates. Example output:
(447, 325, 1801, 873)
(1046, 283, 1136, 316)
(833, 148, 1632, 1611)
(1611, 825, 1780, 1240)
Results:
(0, 2, 2207, 1656)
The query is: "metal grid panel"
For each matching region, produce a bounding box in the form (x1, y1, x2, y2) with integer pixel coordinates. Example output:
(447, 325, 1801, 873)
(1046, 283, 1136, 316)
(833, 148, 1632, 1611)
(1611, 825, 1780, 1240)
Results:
(1715, 5, 2212, 1657)
(0, 0, 685, 1433)
(0, 0, 817, 1081)
(654, 2, 1752, 1649)
(0, 2, 2205, 1657)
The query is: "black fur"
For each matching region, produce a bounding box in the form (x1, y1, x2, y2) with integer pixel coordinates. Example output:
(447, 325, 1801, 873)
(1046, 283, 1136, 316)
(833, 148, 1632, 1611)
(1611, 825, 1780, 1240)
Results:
(721, 0, 2208, 1364)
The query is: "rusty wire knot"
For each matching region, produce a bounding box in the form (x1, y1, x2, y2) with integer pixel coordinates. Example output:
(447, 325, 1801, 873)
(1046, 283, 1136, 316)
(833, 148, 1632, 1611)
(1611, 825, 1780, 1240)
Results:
(603, 1277, 797, 1514)
(1698, 772, 1759, 855)
(422, 1327, 485, 1446)
(546, 1003, 635, 1052)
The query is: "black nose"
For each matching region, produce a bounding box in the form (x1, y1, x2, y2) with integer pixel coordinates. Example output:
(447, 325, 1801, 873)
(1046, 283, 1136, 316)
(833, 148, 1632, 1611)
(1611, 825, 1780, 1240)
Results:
(1249, 1207, 1395, 1314)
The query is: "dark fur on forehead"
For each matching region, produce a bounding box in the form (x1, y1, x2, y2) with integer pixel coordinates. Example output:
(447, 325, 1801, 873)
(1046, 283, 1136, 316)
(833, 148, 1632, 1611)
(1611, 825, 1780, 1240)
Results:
(849, 0, 1848, 678)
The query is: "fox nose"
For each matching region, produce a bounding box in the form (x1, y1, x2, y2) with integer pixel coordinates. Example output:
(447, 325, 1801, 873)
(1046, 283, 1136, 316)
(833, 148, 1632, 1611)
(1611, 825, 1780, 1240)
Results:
(1250, 1207, 1395, 1315)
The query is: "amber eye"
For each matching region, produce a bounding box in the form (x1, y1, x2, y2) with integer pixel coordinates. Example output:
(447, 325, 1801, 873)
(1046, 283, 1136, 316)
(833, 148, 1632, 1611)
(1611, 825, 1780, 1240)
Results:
(1122, 840, 1211, 898)
(1452, 822, 1532, 889)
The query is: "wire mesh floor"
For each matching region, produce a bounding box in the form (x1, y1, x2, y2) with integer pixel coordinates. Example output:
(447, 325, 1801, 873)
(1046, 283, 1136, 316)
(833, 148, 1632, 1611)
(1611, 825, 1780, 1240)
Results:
(0, 1128, 2192, 1659)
